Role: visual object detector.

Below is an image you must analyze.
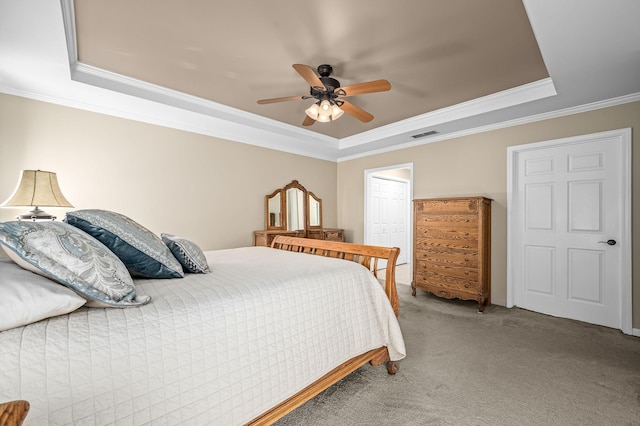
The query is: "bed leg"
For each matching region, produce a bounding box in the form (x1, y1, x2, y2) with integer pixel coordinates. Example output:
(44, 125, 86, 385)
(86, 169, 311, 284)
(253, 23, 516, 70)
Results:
(369, 351, 398, 375)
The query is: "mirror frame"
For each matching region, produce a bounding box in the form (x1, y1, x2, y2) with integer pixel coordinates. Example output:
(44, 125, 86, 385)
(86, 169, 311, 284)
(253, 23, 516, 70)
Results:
(264, 188, 285, 230)
(264, 180, 322, 234)
(307, 191, 323, 230)
(282, 180, 307, 232)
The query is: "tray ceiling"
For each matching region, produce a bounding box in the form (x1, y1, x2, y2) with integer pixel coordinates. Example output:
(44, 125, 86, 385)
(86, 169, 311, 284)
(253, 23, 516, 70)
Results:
(73, 0, 549, 140)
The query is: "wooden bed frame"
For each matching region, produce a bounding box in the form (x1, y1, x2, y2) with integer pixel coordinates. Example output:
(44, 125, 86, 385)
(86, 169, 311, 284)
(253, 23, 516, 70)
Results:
(1, 237, 401, 426)
(247, 236, 401, 425)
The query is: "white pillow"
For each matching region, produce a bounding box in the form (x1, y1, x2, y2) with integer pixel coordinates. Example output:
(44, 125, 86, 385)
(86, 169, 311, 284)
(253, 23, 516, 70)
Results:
(0, 247, 86, 332)
(0, 221, 150, 307)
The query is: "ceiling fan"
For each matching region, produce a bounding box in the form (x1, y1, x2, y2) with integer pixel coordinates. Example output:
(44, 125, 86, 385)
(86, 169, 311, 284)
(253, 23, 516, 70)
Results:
(257, 64, 391, 126)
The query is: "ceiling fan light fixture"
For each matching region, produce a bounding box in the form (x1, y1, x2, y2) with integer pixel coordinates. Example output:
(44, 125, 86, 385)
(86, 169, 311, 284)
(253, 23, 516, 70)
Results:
(315, 111, 332, 123)
(305, 103, 320, 120)
(317, 100, 333, 122)
(319, 100, 331, 112)
(306, 100, 341, 122)
(331, 104, 344, 120)
(306, 100, 344, 123)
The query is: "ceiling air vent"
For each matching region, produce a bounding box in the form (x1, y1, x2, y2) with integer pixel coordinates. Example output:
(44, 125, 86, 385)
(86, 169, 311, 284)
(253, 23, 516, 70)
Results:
(412, 130, 438, 139)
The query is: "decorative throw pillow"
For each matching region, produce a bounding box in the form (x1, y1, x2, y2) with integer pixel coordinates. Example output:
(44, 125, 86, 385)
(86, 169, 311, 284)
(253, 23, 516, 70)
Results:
(65, 209, 183, 279)
(0, 248, 86, 331)
(0, 221, 150, 307)
(161, 233, 211, 274)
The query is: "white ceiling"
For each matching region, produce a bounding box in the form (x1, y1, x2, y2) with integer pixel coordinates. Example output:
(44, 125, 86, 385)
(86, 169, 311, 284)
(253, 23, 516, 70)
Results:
(0, 0, 639, 162)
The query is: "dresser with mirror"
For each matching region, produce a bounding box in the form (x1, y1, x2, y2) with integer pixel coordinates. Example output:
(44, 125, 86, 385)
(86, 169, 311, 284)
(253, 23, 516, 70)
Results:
(253, 180, 344, 246)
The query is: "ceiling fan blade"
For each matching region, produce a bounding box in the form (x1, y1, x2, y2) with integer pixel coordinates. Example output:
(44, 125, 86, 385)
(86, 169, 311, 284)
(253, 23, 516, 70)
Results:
(257, 95, 307, 104)
(302, 115, 315, 126)
(338, 79, 391, 97)
(340, 100, 374, 123)
(293, 64, 326, 89)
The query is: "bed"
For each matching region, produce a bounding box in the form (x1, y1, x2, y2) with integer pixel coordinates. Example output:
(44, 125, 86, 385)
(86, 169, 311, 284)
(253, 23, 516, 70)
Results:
(0, 213, 405, 426)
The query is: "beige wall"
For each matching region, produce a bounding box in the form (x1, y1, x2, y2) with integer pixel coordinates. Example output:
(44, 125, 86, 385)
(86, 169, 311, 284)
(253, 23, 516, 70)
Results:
(0, 94, 337, 250)
(337, 101, 640, 326)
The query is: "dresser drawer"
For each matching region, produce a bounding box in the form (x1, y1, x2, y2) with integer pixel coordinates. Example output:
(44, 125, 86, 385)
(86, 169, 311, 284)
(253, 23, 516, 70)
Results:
(323, 230, 344, 241)
(415, 198, 480, 214)
(414, 226, 478, 241)
(413, 278, 478, 301)
(415, 248, 478, 268)
(415, 260, 478, 281)
(306, 229, 345, 241)
(414, 271, 480, 296)
(415, 237, 476, 251)
(415, 213, 478, 228)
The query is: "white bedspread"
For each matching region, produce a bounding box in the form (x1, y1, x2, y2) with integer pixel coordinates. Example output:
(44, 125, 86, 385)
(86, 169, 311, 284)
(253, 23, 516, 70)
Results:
(0, 246, 405, 425)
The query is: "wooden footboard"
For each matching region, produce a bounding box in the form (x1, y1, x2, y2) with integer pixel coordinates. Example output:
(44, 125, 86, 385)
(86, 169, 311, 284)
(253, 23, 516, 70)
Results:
(270, 236, 400, 316)
(247, 347, 395, 426)
(246, 237, 401, 425)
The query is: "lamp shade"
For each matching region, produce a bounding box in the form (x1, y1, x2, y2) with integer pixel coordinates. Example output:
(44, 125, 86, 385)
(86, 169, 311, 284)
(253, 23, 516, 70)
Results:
(305, 100, 344, 123)
(331, 104, 344, 120)
(305, 103, 320, 120)
(1, 170, 73, 208)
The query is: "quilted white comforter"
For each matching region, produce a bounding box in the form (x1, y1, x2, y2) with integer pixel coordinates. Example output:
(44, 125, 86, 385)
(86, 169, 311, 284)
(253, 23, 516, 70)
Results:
(0, 246, 405, 425)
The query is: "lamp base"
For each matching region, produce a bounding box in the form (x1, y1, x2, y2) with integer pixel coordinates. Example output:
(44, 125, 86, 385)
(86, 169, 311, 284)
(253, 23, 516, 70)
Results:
(16, 207, 56, 221)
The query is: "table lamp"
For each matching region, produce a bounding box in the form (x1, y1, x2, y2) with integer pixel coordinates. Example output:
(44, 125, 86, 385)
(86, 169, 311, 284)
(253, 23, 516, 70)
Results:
(1, 170, 74, 220)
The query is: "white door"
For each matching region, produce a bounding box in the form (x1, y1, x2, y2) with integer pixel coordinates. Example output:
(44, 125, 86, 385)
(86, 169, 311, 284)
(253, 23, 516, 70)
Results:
(370, 176, 409, 266)
(508, 128, 631, 333)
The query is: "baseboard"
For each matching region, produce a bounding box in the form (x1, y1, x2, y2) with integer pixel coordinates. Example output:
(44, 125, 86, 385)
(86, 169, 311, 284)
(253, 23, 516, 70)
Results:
(632, 328, 640, 337)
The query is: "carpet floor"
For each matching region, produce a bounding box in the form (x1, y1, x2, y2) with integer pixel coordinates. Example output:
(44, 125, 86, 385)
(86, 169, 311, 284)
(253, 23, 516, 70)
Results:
(276, 283, 640, 425)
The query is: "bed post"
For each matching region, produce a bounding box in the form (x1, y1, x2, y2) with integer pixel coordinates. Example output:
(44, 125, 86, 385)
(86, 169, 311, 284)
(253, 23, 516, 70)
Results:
(384, 247, 400, 316)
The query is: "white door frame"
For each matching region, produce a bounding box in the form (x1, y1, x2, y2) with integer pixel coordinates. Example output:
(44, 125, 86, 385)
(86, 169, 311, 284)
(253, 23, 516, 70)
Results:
(506, 128, 632, 334)
(364, 163, 413, 268)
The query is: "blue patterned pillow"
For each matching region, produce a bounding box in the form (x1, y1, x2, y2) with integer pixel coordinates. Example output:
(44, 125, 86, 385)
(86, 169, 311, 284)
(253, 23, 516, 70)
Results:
(0, 221, 150, 307)
(65, 210, 183, 279)
(161, 233, 211, 274)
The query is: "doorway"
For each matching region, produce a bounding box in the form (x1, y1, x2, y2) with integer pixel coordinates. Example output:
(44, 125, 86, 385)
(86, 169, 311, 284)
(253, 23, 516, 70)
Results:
(507, 128, 632, 334)
(364, 164, 413, 272)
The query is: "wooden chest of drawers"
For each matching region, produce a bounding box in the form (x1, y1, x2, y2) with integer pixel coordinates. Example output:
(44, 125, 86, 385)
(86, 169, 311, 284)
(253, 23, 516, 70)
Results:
(412, 197, 492, 312)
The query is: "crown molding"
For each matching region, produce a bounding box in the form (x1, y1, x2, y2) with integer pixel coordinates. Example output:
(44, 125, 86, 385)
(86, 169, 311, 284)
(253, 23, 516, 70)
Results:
(338, 77, 557, 150)
(71, 62, 337, 144)
(337, 92, 640, 162)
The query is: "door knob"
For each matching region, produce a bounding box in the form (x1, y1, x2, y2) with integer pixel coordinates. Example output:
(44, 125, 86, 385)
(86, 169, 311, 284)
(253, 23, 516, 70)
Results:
(597, 239, 617, 246)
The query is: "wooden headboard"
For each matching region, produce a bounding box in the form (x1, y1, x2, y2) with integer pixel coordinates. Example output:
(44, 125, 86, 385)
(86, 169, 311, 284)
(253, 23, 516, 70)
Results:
(271, 236, 400, 316)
